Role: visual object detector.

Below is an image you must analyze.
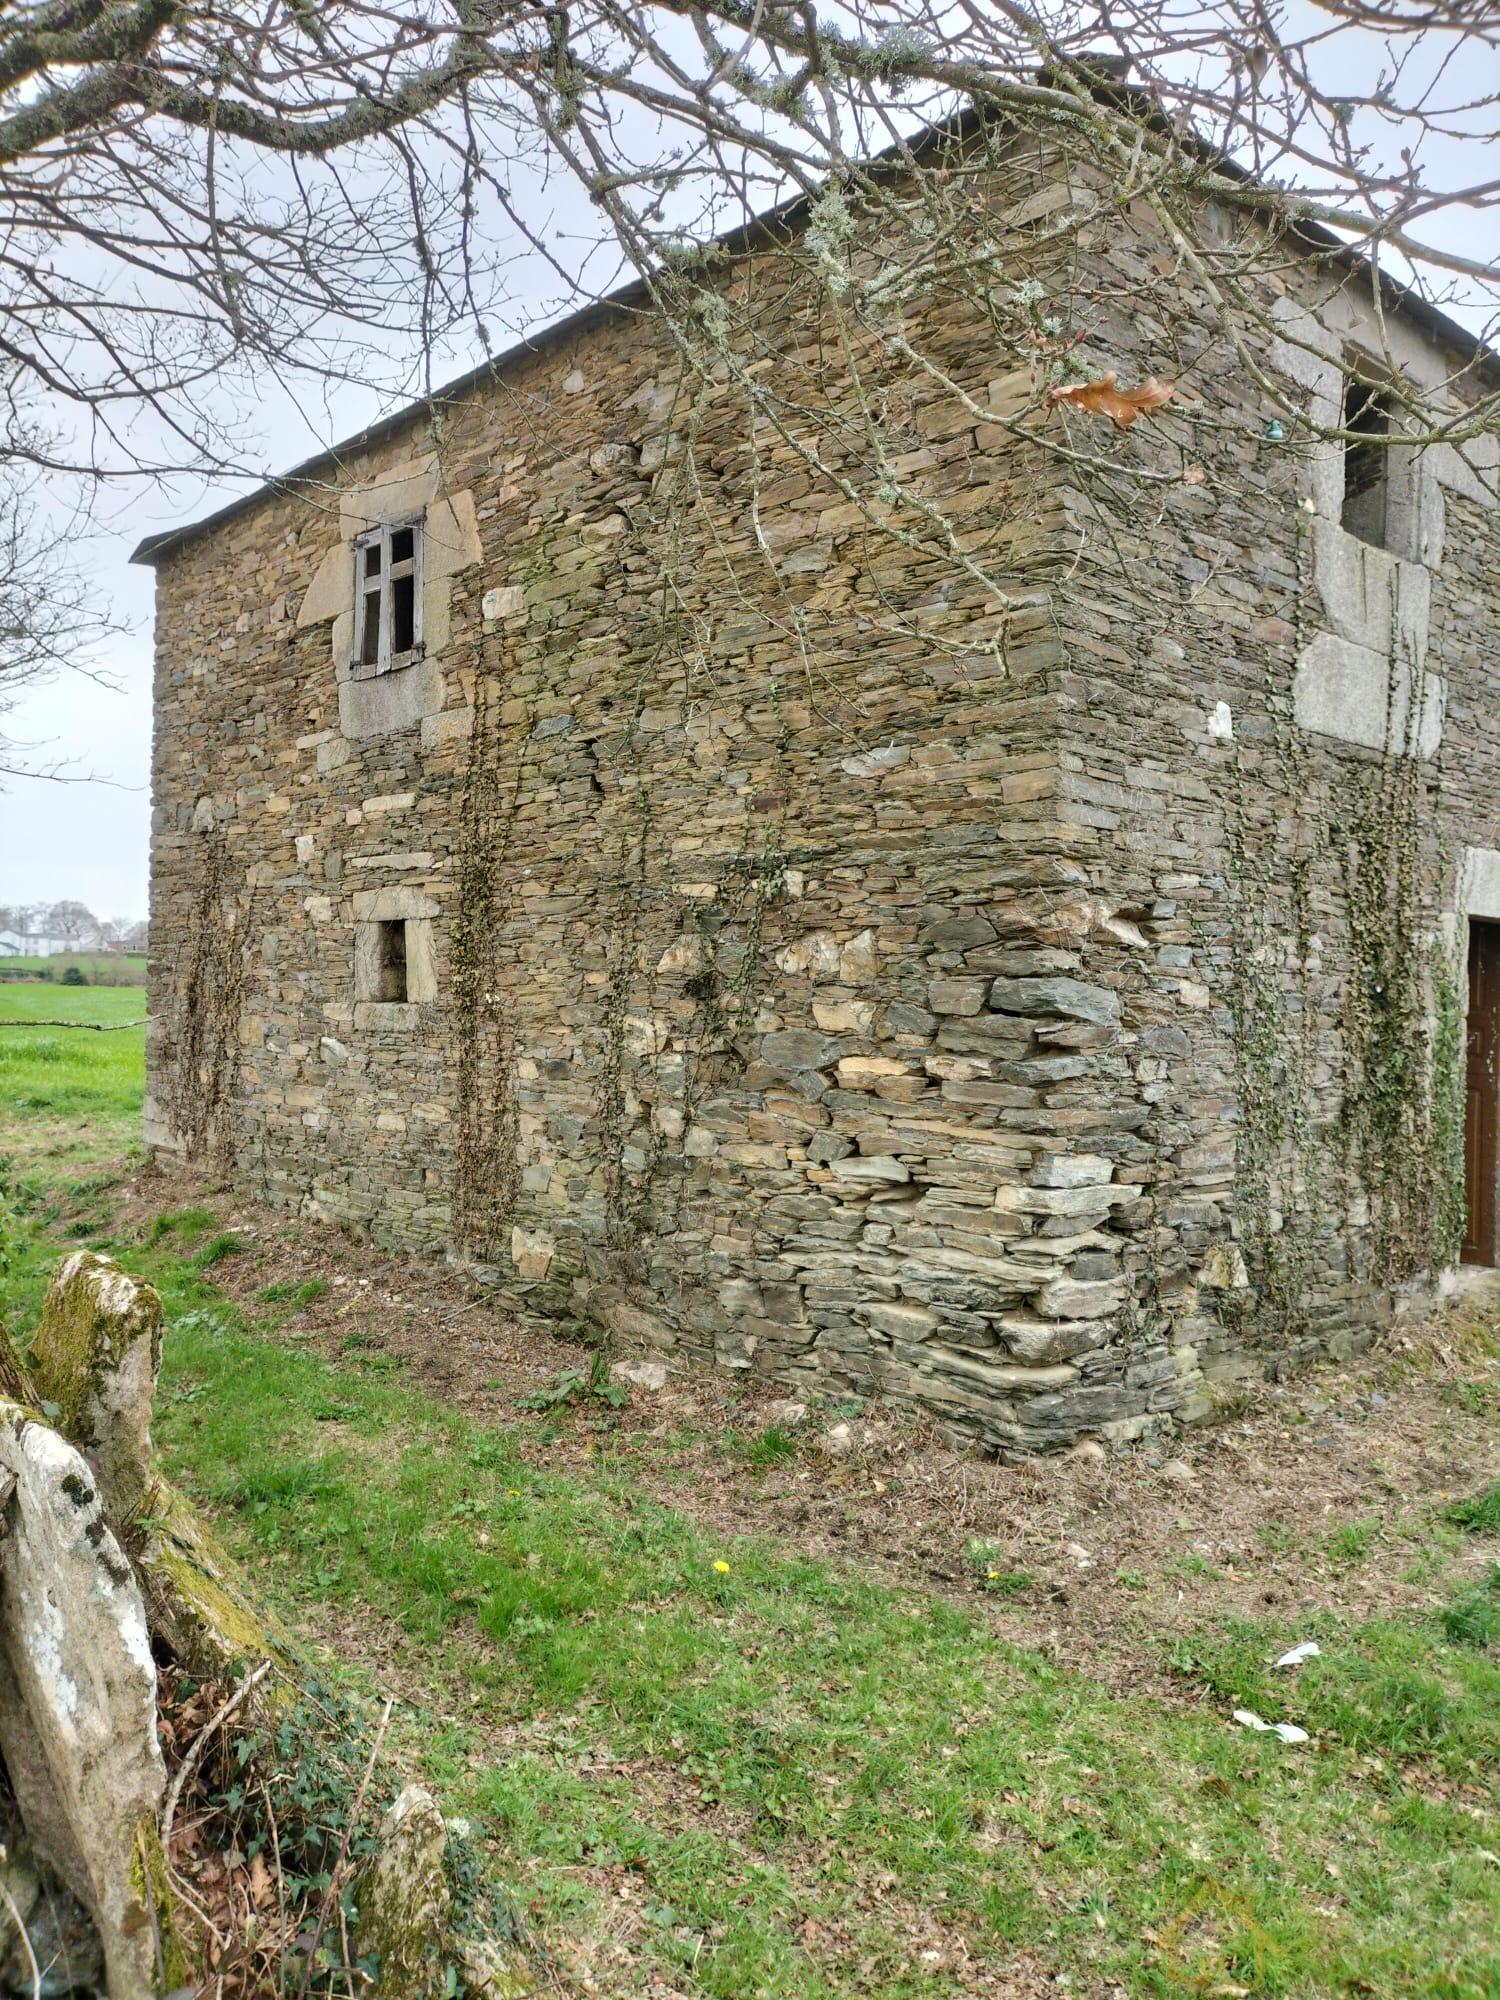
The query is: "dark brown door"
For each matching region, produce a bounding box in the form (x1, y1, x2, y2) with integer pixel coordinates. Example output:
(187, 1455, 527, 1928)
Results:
(1463, 921, 1500, 1265)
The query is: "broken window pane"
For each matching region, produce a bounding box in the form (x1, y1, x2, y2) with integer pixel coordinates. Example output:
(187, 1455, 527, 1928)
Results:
(353, 519, 422, 674)
(391, 573, 416, 655)
(361, 590, 381, 665)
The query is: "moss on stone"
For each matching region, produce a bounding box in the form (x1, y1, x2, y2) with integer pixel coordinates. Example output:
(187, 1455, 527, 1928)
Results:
(353, 1787, 451, 1998)
(136, 1477, 302, 1701)
(456, 1939, 535, 1997)
(129, 1815, 194, 1990)
(31, 1251, 163, 1444)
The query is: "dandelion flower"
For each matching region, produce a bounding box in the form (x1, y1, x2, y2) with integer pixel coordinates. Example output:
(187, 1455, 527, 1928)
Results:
(713, 1559, 732, 1574)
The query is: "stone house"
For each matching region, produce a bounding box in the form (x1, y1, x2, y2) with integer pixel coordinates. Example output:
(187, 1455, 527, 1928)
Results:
(134, 116, 1500, 1452)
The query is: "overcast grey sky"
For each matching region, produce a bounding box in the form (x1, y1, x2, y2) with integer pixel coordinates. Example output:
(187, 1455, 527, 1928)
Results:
(0, 185, 605, 921)
(0, 555, 155, 923)
(1, 13, 1497, 923)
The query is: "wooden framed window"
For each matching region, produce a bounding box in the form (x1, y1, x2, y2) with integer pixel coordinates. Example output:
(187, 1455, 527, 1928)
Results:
(352, 517, 423, 676)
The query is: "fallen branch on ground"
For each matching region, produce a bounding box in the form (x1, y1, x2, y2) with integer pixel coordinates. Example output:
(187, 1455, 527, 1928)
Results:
(0, 1018, 145, 1030)
(161, 1658, 275, 1845)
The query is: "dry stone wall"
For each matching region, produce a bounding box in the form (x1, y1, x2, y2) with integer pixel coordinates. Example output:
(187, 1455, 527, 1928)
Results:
(1038, 199, 1499, 1403)
(146, 162, 1499, 1452)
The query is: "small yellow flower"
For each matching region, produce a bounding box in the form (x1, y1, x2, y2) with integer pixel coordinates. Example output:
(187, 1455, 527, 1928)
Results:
(713, 1559, 732, 1574)
(986, 1569, 999, 1580)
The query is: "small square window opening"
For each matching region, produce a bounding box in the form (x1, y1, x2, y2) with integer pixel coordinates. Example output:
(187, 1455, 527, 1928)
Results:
(352, 517, 423, 675)
(375, 919, 408, 1002)
(1341, 378, 1394, 549)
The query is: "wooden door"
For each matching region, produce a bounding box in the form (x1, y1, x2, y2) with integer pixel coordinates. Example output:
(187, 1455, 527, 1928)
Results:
(1463, 921, 1500, 1265)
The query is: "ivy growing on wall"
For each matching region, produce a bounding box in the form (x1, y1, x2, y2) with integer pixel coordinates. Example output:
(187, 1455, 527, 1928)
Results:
(597, 798, 664, 1254)
(1220, 524, 1466, 1339)
(451, 658, 525, 1259)
(1330, 637, 1466, 1280)
(162, 826, 253, 1162)
(596, 799, 792, 1258)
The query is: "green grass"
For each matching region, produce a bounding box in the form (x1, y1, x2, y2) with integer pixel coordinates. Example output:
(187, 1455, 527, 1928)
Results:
(740, 1422, 801, 1468)
(1324, 1515, 1382, 1568)
(1442, 1567, 1500, 1649)
(148, 1207, 218, 1246)
(3, 1025, 1499, 1998)
(1448, 1480, 1500, 1537)
(151, 1309, 1500, 1997)
(0, 980, 146, 1022)
(0, 980, 146, 1131)
(258, 1276, 331, 1309)
(195, 1229, 248, 1269)
(1168, 1618, 1498, 1772)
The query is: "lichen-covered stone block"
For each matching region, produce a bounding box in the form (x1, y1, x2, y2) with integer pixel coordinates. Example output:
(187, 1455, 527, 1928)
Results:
(0, 1402, 181, 2000)
(31, 1252, 163, 1519)
(354, 1785, 451, 1996)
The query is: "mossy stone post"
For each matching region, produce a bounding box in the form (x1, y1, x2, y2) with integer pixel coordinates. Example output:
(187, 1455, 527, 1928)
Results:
(30, 1251, 163, 1520)
(0, 1401, 189, 2000)
(134, 1477, 302, 1700)
(31, 1249, 302, 1705)
(354, 1786, 451, 1996)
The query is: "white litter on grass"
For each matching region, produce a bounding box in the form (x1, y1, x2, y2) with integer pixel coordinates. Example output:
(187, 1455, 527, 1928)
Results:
(1274, 1641, 1322, 1668)
(1233, 1708, 1310, 1745)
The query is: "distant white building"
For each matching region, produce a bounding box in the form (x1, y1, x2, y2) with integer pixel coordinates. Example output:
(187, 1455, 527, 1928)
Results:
(0, 928, 78, 957)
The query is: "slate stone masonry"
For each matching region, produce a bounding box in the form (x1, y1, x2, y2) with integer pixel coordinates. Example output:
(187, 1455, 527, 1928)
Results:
(140, 155, 1500, 1453)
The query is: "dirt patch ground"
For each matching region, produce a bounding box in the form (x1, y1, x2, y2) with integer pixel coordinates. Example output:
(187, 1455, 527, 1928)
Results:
(114, 1158, 1500, 1702)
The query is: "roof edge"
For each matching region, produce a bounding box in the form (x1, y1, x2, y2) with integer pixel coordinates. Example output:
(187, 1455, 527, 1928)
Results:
(131, 90, 1498, 567)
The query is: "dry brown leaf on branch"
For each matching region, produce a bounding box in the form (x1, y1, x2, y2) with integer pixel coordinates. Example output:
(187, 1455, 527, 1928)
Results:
(1044, 372, 1176, 430)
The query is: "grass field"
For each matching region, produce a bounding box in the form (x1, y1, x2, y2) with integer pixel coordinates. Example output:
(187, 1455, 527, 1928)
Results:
(0, 977, 146, 1130)
(0, 980, 146, 1024)
(2, 990, 1498, 1998)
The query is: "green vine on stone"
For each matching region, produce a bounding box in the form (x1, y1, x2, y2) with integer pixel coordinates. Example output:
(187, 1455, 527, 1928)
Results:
(451, 661, 524, 1258)
(163, 826, 252, 1163)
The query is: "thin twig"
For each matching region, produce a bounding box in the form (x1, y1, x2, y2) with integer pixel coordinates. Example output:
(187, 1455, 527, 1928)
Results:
(0, 1854, 41, 2000)
(294, 1697, 393, 2000)
(164, 1860, 229, 1956)
(161, 1659, 275, 1844)
(259, 1774, 287, 1945)
(337, 1894, 358, 2000)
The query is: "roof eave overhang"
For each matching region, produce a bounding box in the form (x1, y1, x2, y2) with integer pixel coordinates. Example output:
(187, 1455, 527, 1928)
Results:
(130, 90, 1498, 567)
